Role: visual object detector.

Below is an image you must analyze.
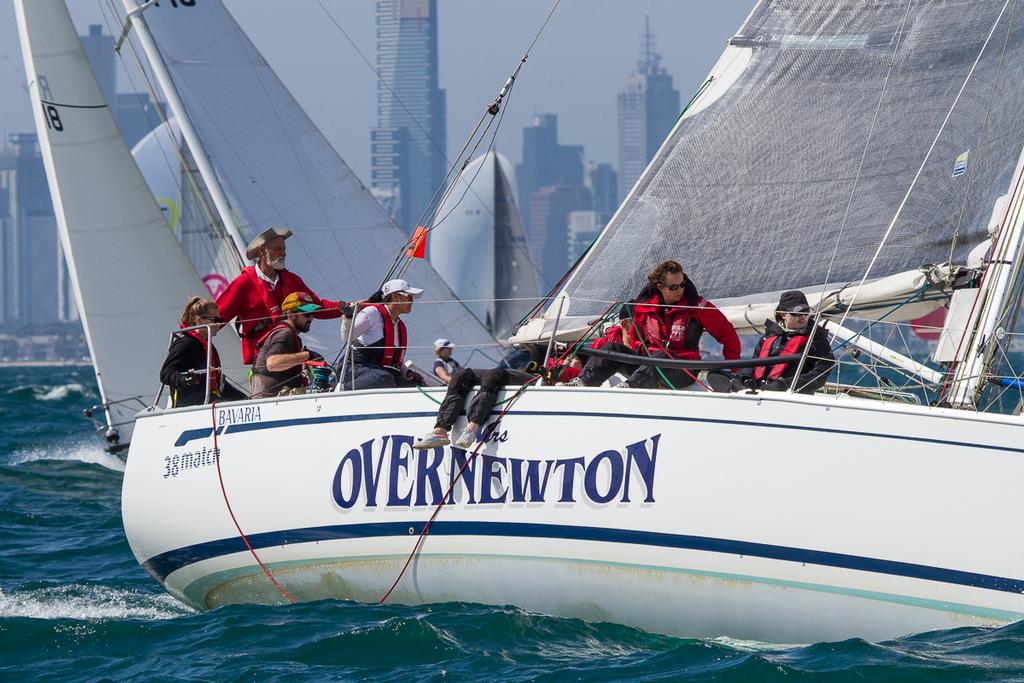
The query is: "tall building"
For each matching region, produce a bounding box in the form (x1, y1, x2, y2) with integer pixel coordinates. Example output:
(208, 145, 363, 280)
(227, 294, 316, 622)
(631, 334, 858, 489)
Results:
(515, 114, 590, 288)
(585, 161, 619, 224)
(528, 186, 590, 289)
(0, 134, 59, 327)
(566, 210, 603, 268)
(515, 114, 584, 224)
(372, 0, 447, 234)
(617, 16, 680, 202)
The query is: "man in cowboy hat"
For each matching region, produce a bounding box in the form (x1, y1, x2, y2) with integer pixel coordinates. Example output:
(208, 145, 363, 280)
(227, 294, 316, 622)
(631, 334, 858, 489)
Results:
(217, 227, 349, 364)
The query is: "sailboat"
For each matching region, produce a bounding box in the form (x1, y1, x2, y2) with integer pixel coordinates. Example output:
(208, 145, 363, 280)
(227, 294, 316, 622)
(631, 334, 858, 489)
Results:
(23, 0, 1024, 643)
(16, 0, 502, 452)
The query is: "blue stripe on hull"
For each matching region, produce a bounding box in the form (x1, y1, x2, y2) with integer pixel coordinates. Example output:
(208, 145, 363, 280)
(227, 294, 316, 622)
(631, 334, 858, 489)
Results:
(176, 407, 1024, 456)
(142, 520, 1024, 596)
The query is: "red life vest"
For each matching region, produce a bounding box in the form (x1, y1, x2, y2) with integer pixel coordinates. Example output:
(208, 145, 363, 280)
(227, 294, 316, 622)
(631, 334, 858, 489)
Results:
(254, 322, 302, 353)
(182, 327, 223, 398)
(370, 303, 408, 370)
(753, 334, 809, 380)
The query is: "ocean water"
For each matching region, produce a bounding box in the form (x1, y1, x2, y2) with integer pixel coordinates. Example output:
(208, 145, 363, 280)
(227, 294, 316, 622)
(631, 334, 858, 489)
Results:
(2, 366, 1023, 682)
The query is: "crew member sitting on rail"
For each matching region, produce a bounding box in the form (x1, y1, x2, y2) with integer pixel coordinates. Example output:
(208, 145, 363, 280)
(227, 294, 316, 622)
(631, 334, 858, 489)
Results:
(159, 297, 246, 407)
(216, 227, 348, 365)
(412, 365, 538, 449)
(251, 292, 324, 399)
(735, 290, 835, 394)
(432, 338, 462, 384)
(340, 278, 424, 390)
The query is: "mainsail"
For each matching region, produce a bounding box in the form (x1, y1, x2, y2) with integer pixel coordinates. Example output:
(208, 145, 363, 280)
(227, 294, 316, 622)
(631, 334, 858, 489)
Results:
(14, 0, 243, 446)
(558, 0, 1024, 325)
(430, 151, 540, 338)
(120, 0, 498, 361)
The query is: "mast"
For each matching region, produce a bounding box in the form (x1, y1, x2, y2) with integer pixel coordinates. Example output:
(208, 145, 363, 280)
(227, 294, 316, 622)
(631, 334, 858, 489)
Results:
(948, 142, 1024, 407)
(117, 0, 249, 262)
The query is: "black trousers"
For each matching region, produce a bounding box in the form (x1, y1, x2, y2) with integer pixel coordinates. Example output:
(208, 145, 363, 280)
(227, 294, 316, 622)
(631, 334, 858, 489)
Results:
(576, 342, 640, 386)
(435, 367, 533, 430)
(626, 350, 698, 389)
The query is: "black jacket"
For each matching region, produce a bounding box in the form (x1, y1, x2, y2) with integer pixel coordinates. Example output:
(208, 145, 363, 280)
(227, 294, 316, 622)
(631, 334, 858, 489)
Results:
(159, 333, 246, 407)
(742, 319, 835, 394)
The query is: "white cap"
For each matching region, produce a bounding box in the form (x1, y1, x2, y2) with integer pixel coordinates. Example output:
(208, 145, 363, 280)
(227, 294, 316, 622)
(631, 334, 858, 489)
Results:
(434, 338, 453, 350)
(381, 278, 423, 299)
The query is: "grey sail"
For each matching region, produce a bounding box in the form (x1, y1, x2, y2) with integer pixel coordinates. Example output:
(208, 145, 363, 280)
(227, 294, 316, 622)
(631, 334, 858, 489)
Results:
(562, 0, 1024, 318)
(126, 0, 497, 360)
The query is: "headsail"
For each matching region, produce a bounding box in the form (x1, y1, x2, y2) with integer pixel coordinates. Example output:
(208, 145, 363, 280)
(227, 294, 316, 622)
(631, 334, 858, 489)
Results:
(559, 1, 1024, 322)
(14, 0, 243, 446)
(120, 0, 498, 361)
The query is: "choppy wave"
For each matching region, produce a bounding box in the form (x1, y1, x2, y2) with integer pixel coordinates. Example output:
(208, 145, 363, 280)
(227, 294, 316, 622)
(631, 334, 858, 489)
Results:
(5, 382, 92, 402)
(0, 585, 192, 621)
(6, 441, 124, 472)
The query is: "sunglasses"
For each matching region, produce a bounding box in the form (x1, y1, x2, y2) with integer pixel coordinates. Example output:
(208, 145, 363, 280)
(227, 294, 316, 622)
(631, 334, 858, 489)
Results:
(659, 282, 683, 291)
(201, 316, 223, 324)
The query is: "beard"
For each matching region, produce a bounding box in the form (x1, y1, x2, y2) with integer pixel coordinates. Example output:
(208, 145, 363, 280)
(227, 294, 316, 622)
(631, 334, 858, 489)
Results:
(297, 317, 312, 333)
(269, 257, 286, 271)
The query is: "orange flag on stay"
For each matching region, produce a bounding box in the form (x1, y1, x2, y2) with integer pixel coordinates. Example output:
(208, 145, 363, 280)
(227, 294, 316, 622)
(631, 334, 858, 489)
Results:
(407, 226, 428, 259)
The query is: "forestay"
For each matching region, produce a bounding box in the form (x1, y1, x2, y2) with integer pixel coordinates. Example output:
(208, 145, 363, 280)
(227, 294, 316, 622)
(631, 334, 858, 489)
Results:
(559, 0, 1024, 321)
(126, 0, 498, 361)
(14, 0, 243, 445)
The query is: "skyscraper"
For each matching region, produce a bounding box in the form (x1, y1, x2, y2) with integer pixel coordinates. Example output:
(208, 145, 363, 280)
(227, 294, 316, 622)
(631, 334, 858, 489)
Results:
(515, 114, 583, 224)
(372, 0, 447, 234)
(515, 114, 589, 287)
(585, 161, 619, 224)
(0, 134, 58, 327)
(617, 16, 680, 202)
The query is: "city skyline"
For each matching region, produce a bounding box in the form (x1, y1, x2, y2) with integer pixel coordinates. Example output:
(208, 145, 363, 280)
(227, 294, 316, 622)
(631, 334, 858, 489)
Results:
(0, 2, 753, 188)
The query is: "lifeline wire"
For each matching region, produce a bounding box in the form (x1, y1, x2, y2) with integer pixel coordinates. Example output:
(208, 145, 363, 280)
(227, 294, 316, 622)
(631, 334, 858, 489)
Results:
(379, 376, 540, 605)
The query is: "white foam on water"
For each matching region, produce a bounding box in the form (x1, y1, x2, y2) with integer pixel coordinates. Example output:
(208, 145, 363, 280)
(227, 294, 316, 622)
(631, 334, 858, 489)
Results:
(0, 585, 193, 621)
(7, 441, 125, 472)
(38, 383, 88, 401)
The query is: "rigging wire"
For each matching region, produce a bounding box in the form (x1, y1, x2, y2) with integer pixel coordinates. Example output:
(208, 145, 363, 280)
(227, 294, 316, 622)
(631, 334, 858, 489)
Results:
(98, 0, 245, 277)
(792, 0, 913, 389)
(378, 0, 564, 288)
(832, 0, 1014, 334)
(313, 0, 497, 226)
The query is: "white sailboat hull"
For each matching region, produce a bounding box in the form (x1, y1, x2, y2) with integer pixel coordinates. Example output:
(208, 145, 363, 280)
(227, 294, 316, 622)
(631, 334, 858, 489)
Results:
(122, 388, 1024, 643)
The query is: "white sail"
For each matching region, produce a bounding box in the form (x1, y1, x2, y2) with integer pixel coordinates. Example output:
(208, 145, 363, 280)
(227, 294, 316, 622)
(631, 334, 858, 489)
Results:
(430, 152, 540, 338)
(15, 0, 243, 447)
(118, 0, 499, 362)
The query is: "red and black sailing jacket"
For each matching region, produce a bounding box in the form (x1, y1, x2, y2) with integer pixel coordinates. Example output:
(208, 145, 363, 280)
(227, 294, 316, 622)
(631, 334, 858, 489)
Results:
(631, 280, 741, 361)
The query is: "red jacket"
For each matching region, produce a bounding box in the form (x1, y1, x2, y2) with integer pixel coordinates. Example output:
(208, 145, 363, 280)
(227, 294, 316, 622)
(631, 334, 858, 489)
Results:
(216, 266, 343, 363)
(590, 321, 643, 352)
(631, 282, 740, 361)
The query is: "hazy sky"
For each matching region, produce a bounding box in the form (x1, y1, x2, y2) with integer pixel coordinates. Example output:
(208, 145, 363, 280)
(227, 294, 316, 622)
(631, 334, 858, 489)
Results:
(0, 1, 753, 182)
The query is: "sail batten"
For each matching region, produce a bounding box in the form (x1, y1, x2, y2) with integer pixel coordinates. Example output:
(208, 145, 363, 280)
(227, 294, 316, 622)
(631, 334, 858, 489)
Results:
(560, 1, 1024, 321)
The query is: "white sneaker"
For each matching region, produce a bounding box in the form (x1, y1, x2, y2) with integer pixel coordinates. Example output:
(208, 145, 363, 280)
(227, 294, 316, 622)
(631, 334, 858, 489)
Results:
(565, 377, 584, 387)
(455, 426, 477, 449)
(413, 431, 450, 449)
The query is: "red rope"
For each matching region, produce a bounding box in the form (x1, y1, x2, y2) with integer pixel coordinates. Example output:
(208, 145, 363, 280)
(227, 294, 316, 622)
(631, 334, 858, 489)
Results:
(210, 401, 296, 604)
(379, 376, 540, 604)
